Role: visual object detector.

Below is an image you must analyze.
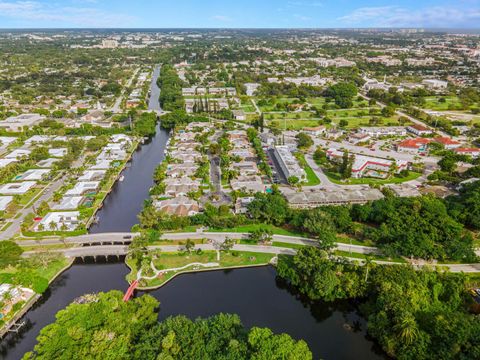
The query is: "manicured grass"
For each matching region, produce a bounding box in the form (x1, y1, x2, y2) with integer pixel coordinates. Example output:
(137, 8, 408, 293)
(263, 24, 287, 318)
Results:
(422, 96, 465, 111)
(152, 252, 218, 270)
(0, 222, 12, 231)
(335, 234, 373, 246)
(335, 250, 407, 263)
(272, 241, 305, 250)
(208, 224, 308, 237)
(18, 187, 44, 206)
(127, 251, 274, 288)
(296, 153, 321, 186)
(0, 255, 71, 294)
(324, 169, 422, 185)
(20, 243, 75, 252)
(266, 112, 406, 130)
(268, 119, 321, 131)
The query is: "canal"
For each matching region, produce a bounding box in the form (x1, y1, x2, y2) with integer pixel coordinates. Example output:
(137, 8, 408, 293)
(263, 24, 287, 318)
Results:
(89, 65, 169, 233)
(0, 65, 386, 359)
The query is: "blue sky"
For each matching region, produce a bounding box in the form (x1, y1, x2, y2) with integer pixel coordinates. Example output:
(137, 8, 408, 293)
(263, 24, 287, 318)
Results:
(0, 0, 479, 28)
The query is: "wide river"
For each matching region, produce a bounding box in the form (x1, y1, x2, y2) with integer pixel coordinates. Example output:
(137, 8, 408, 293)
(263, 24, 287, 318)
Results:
(0, 66, 387, 360)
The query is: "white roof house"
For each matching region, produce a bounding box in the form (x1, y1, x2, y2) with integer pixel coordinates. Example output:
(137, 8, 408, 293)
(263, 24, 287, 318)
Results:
(35, 211, 80, 232)
(0, 196, 13, 211)
(65, 182, 100, 196)
(5, 149, 31, 159)
(13, 169, 50, 181)
(24, 135, 52, 144)
(53, 196, 84, 210)
(422, 79, 448, 89)
(78, 170, 106, 181)
(36, 158, 60, 168)
(273, 146, 307, 181)
(0, 158, 18, 168)
(0, 137, 17, 148)
(0, 114, 45, 132)
(98, 148, 127, 161)
(0, 181, 36, 195)
(110, 134, 132, 144)
(90, 159, 112, 170)
(48, 148, 68, 158)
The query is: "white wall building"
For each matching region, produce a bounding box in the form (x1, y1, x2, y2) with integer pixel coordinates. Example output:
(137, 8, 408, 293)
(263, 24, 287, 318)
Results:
(273, 146, 306, 181)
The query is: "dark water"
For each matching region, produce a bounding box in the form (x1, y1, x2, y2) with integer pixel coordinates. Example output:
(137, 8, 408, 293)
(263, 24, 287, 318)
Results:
(0, 261, 385, 360)
(88, 124, 169, 233)
(89, 65, 169, 233)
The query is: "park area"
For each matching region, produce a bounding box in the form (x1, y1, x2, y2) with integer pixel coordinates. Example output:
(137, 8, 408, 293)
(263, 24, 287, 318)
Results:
(257, 96, 409, 130)
(126, 250, 275, 288)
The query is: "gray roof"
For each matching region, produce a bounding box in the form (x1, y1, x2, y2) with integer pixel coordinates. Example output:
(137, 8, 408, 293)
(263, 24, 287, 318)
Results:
(285, 188, 384, 207)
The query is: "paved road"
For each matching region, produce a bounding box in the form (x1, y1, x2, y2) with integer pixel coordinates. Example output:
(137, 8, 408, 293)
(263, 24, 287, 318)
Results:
(148, 65, 162, 112)
(111, 68, 140, 113)
(21, 241, 480, 273)
(0, 156, 86, 241)
(359, 92, 450, 138)
(17, 231, 380, 256)
(313, 137, 438, 165)
(251, 99, 261, 114)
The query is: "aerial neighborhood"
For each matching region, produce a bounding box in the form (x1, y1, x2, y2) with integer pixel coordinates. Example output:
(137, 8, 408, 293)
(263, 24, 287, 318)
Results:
(0, 27, 480, 360)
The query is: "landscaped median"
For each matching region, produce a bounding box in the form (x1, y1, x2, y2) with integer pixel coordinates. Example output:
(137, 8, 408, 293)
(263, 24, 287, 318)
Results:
(125, 250, 275, 289)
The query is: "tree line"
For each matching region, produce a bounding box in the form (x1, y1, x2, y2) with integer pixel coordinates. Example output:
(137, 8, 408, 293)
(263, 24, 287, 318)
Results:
(277, 248, 480, 360)
(24, 291, 312, 360)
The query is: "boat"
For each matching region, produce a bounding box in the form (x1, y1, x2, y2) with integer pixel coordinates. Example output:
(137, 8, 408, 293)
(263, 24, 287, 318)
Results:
(119, 175, 125, 182)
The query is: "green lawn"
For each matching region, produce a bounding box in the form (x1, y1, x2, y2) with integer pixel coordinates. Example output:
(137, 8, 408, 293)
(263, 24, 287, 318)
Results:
(324, 169, 422, 185)
(0, 255, 71, 294)
(267, 115, 407, 130)
(268, 119, 321, 131)
(208, 224, 308, 237)
(422, 96, 465, 111)
(304, 165, 321, 186)
(127, 251, 274, 288)
(335, 250, 407, 263)
(295, 153, 321, 186)
(272, 241, 305, 250)
(18, 187, 44, 206)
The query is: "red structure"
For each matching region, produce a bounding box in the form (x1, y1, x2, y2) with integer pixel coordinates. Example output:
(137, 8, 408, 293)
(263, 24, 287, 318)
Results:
(123, 280, 139, 302)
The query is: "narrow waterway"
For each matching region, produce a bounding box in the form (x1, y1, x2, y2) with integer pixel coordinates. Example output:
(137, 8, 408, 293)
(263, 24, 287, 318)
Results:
(89, 65, 169, 233)
(0, 261, 386, 360)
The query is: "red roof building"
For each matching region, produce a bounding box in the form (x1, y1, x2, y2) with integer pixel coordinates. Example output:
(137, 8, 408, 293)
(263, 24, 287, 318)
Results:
(455, 148, 480, 158)
(397, 138, 431, 153)
(433, 137, 461, 149)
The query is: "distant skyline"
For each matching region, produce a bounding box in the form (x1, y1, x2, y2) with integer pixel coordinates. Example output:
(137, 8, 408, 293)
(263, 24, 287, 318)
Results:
(0, 0, 479, 29)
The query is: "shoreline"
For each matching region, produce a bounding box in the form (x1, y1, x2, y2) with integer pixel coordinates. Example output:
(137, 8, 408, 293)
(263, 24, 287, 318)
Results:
(133, 262, 274, 291)
(0, 257, 75, 339)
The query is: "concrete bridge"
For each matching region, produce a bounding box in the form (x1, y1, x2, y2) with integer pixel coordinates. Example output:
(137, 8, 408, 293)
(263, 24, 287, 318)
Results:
(17, 231, 380, 255)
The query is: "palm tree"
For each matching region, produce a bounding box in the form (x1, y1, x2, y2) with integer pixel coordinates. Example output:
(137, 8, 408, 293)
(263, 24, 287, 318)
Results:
(394, 313, 420, 346)
(364, 255, 374, 283)
(49, 221, 57, 232)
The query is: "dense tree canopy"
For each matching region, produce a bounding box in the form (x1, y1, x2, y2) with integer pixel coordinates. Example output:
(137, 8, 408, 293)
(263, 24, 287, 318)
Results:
(446, 181, 480, 230)
(24, 291, 312, 360)
(324, 82, 358, 108)
(352, 195, 476, 262)
(277, 252, 480, 360)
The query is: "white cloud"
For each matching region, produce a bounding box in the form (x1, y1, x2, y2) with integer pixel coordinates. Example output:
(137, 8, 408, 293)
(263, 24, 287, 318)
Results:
(0, 0, 136, 27)
(338, 5, 480, 27)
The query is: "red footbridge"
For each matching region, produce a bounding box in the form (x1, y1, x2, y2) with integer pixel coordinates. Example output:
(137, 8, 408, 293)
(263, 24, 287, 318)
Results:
(123, 280, 139, 302)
